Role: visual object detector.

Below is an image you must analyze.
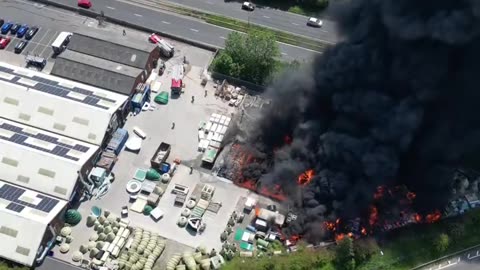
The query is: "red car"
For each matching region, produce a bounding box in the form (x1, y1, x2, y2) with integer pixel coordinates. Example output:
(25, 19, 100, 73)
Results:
(0, 37, 11, 49)
(149, 33, 162, 44)
(78, 0, 92, 9)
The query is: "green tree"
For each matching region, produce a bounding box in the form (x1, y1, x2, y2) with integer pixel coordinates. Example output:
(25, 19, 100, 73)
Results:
(447, 222, 465, 241)
(434, 233, 450, 254)
(211, 52, 241, 78)
(212, 30, 280, 85)
(353, 237, 380, 264)
(315, 0, 329, 9)
(335, 237, 356, 270)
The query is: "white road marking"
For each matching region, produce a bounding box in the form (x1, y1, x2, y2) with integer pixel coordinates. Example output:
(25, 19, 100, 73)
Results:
(30, 28, 49, 52)
(106, 6, 115, 10)
(468, 252, 480, 260)
(190, 28, 199, 32)
(162, 21, 171, 24)
(134, 13, 143, 17)
(281, 52, 287, 55)
(40, 30, 58, 56)
(263, 16, 270, 19)
(291, 22, 299, 26)
(219, 36, 226, 39)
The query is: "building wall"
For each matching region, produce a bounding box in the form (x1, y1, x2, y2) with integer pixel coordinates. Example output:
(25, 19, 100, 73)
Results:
(145, 47, 160, 74)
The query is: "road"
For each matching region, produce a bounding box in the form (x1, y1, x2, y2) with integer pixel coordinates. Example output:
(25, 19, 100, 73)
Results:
(88, 0, 340, 44)
(418, 249, 480, 270)
(36, 0, 322, 62)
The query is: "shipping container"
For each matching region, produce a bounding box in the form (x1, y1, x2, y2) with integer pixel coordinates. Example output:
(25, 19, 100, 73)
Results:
(150, 142, 171, 168)
(106, 128, 129, 155)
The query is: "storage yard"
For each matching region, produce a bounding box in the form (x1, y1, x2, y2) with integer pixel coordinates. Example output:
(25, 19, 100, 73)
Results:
(0, 2, 286, 270)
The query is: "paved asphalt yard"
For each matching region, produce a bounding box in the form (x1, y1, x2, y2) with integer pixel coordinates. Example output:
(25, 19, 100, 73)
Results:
(33, 0, 322, 61)
(2, 27, 59, 58)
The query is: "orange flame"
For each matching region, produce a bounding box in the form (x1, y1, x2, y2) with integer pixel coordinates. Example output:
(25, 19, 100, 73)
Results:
(369, 206, 379, 226)
(406, 192, 416, 201)
(324, 221, 336, 231)
(426, 210, 441, 223)
(335, 233, 345, 241)
(297, 169, 315, 186)
(361, 227, 367, 235)
(255, 207, 260, 217)
(414, 213, 422, 223)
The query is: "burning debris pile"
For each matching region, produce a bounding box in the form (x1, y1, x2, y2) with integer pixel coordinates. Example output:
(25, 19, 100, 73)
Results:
(219, 0, 480, 243)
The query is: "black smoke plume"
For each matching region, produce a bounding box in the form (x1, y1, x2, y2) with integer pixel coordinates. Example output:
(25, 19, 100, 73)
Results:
(237, 0, 480, 241)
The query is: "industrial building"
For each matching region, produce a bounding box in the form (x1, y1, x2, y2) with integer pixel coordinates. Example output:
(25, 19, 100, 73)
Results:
(52, 50, 145, 96)
(51, 30, 160, 96)
(0, 180, 67, 267)
(0, 118, 99, 200)
(0, 62, 129, 146)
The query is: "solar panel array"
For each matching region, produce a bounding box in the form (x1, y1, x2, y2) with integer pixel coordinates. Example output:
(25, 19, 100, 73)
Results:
(0, 122, 90, 161)
(0, 184, 59, 213)
(0, 65, 118, 110)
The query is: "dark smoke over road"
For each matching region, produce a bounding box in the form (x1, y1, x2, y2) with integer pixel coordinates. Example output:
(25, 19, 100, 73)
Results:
(239, 0, 480, 241)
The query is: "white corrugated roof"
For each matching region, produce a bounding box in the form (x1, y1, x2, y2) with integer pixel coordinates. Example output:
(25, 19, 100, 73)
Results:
(0, 180, 67, 266)
(0, 118, 99, 200)
(0, 62, 128, 145)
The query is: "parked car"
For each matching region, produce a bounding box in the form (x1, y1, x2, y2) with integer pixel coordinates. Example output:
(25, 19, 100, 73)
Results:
(1, 22, 12, 34)
(25, 27, 39, 40)
(14, 40, 28, 53)
(10, 23, 20, 34)
(307, 17, 323, 27)
(16, 25, 29, 38)
(77, 0, 92, 9)
(0, 19, 4, 27)
(149, 33, 162, 44)
(0, 37, 11, 49)
(242, 1, 255, 11)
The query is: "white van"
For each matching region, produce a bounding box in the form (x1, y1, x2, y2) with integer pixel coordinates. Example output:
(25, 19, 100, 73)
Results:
(158, 39, 174, 58)
(52, 32, 73, 54)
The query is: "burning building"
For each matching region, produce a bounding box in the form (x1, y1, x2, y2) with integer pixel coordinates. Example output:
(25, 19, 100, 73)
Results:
(219, 0, 480, 242)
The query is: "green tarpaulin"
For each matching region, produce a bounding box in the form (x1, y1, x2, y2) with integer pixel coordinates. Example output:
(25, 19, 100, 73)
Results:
(240, 242, 253, 251)
(154, 91, 169, 104)
(234, 228, 244, 241)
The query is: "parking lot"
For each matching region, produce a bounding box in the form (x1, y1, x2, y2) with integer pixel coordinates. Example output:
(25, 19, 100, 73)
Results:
(1, 26, 59, 58)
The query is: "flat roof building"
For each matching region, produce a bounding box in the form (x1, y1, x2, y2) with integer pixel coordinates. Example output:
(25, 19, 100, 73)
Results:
(0, 62, 128, 145)
(0, 180, 67, 266)
(51, 30, 160, 96)
(0, 118, 99, 200)
(52, 50, 145, 96)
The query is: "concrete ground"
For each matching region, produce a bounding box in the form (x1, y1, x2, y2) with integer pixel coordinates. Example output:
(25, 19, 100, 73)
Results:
(2, 0, 288, 268)
(44, 13, 243, 267)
